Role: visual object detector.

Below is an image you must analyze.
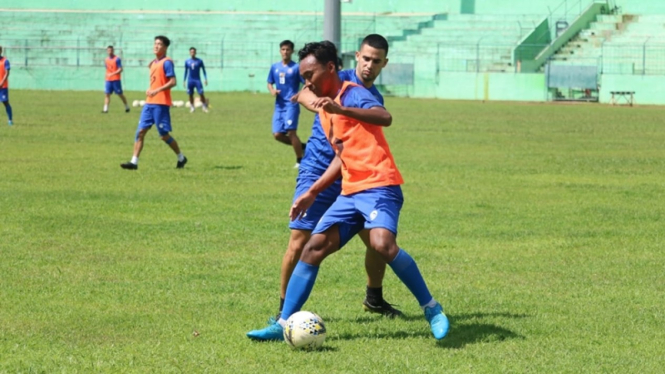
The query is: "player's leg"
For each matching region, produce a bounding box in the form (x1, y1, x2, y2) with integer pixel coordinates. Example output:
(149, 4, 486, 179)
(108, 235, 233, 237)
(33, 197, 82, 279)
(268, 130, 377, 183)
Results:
(154, 105, 187, 168)
(187, 82, 195, 113)
(277, 229, 310, 317)
(358, 230, 404, 318)
(103, 82, 112, 113)
(121, 105, 154, 169)
(284, 105, 303, 166)
(197, 83, 208, 113)
(115, 82, 130, 113)
(360, 186, 449, 340)
(1, 92, 12, 126)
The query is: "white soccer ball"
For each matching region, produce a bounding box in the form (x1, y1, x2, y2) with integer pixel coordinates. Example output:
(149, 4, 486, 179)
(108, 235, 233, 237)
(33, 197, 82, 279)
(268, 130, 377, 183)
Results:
(283, 311, 327, 350)
(139, 100, 146, 107)
(132, 100, 140, 107)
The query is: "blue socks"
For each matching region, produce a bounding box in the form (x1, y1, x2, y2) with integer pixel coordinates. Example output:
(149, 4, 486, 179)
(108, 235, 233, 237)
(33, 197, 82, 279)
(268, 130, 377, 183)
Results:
(280, 261, 319, 321)
(4, 103, 11, 121)
(389, 248, 433, 307)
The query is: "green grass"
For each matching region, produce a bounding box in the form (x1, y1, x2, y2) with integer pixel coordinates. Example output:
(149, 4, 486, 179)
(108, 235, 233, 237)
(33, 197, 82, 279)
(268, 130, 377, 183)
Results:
(1, 90, 664, 373)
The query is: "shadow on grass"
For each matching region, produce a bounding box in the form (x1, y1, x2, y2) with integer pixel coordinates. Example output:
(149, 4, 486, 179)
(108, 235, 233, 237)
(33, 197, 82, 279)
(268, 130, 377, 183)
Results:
(213, 165, 243, 170)
(329, 311, 527, 347)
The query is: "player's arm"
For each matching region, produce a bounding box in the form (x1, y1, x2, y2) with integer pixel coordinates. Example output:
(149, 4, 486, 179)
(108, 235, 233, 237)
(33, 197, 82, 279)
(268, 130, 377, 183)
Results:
(201, 61, 208, 85)
(0, 61, 8, 87)
(266, 69, 279, 96)
(312, 96, 392, 127)
(108, 58, 123, 77)
(290, 156, 342, 221)
(292, 87, 318, 113)
(147, 61, 177, 96)
(183, 62, 189, 88)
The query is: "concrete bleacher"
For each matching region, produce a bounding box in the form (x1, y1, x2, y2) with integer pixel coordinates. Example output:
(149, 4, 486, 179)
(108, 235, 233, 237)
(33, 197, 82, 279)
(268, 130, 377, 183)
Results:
(550, 13, 665, 75)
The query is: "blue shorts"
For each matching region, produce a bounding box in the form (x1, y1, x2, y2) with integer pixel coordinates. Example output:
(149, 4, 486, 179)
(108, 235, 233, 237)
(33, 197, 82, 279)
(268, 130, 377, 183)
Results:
(312, 185, 404, 249)
(187, 80, 204, 95)
(289, 171, 342, 231)
(0, 88, 8, 102)
(272, 105, 300, 134)
(105, 80, 123, 95)
(137, 104, 172, 138)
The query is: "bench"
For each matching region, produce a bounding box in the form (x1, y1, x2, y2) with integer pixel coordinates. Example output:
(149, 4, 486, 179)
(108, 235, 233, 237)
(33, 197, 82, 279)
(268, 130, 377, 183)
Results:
(610, 91, 635, 106)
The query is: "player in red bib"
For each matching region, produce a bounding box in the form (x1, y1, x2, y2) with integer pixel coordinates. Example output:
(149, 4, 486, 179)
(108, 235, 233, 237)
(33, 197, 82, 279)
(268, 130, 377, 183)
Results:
(120, 36, 187, 170)
(0, 45, 13, 126)
(102, 45, 130, 113)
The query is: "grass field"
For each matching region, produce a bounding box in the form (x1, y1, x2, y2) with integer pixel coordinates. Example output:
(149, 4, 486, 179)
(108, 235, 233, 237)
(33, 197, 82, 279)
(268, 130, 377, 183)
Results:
(1, 90, 664, 373)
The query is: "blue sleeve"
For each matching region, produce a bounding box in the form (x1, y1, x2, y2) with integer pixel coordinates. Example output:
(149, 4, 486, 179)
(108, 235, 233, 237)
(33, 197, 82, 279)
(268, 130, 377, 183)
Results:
(267, 64, 275, 84)
(341, 86, 383, 110)
(183, 60, 189, 81)
(163, 60, 175, 79)
(116, 58, 122, 69)
(5, 60, 9, 70)
(201, 60, 207, 79)
(337, 69, 352, 82)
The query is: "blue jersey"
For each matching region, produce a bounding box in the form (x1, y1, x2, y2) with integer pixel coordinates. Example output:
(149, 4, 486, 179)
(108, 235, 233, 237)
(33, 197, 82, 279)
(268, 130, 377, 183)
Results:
(267, 61, 301, 107)
(184, 58, 206, 82)
(299, 69, 384, 176)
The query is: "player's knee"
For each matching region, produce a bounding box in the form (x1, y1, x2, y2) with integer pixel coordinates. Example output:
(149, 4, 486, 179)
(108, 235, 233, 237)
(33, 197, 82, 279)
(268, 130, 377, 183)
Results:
(301, 240, 334, 265)
(370, 236, 399, 260)
(161, 135, 174, 144)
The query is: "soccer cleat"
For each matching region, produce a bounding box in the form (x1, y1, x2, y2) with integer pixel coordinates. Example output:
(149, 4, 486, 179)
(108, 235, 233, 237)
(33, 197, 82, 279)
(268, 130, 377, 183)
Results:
(293, 163, 300, 169)
(102, 111, 108, 114)
(362, 298, 404, 318)
(120, 162, 138, 170)
(202, 104, 209, 113)
(190, 107, 195, 113)
(247, 321, 284, 341)
(176, 157, 188, 169)
(8, 120, 12, 126)
(424, 303, 449, 340)
(267, 312, 281, 325)
(125, 108, 130, 113)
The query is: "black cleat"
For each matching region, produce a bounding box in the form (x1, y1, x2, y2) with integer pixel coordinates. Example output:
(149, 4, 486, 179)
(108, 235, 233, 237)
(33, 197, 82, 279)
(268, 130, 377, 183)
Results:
(363, 298, 404, 318)
(176, 156, 188, 169)
(301, 142, 307, 151)
(120, 162, 138, 170)
(125, 108, 130, 113)
(102, 111, 108, 114)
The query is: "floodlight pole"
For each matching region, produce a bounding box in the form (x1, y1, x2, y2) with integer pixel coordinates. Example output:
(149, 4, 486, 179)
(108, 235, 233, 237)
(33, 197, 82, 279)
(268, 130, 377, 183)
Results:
(324, 0, 341, 51)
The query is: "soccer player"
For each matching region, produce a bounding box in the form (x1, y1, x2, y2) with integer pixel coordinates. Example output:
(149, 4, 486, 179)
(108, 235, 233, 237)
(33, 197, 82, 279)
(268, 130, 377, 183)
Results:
(183, 47, 209, 113)
(120, 36, 187, 170)
(248, 35, 402, 330)
(0, 46, 13, 126)
(102, 45, 130, 113)
(267, 40, 304, 168)
(247, 41, 449, 341)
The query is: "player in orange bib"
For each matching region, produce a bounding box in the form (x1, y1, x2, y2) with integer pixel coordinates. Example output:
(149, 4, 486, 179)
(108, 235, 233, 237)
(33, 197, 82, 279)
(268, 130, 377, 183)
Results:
(0, 45, 13, 126)
(248, 41, 449, 342)
(120, 36, 187, 170)
(102, 45, 130, 113)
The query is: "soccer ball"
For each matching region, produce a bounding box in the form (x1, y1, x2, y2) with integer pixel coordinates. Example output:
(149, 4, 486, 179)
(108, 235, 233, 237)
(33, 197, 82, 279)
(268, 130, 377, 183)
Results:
(283, 311, 327, 350)
(132, 100, 140, 107)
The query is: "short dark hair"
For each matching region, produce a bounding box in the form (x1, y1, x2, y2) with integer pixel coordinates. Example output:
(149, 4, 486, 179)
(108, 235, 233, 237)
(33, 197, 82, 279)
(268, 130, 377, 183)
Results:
(280, 40, 294, 50)
(298, 41, 338, 67)
(189, 47, 196, 52)
(360, 34, 389, 56)
(107, 45, 114, 49)
(155, 35, 171, 47)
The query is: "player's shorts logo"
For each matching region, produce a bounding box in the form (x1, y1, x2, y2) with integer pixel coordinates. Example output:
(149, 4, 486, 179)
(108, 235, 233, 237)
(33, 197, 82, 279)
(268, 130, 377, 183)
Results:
(370, 210, 378, 221)
(287, 120, 293, 125)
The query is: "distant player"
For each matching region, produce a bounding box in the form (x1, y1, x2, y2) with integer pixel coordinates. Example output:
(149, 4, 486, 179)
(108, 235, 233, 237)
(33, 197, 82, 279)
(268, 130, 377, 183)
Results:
(102, 45, 130, 113)
(0, 46, 13, 126)
(120, 36, 187, 170)
(267, 40, 304, 168)
(183, 47, 209, 113)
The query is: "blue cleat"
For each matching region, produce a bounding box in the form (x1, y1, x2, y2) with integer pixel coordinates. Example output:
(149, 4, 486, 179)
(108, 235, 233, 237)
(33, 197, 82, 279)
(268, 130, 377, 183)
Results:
(8, 120, 12, 126)
(424, 303, 449, 340)
(247, 321, 284, 341)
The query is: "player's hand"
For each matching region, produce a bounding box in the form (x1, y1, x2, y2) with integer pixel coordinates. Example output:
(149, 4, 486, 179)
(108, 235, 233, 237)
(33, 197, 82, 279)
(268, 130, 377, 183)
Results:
(204, 80, 208, 86)
(311, 97, 344, 114)
(183, 82, 187, 89)
(146, 89, 158, 97)
(290, 191, 316, 221)
(289, 91, 300, 103)
(272, 89, 281, 96)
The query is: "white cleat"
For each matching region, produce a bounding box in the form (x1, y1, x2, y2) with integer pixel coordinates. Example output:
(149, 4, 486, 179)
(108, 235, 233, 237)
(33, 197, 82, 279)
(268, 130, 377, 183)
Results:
(190, 107, 195, 113)
(202, 105, 209, 113)
(293, 163, 300, 169)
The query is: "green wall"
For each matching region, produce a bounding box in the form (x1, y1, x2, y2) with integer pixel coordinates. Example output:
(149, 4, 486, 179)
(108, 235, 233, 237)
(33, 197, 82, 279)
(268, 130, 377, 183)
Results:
(599, 75, 665, 105)
(8, 0, 458, 14)
(409, 72, 547, 101)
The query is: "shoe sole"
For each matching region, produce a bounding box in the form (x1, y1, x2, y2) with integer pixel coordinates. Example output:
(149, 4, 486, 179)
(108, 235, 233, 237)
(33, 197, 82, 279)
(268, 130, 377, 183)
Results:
(362, 304, 403, 318)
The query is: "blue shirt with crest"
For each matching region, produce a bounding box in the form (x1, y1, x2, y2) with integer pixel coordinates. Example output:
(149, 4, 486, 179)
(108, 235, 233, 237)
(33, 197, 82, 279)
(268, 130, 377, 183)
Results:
(267, 60, 302, 108)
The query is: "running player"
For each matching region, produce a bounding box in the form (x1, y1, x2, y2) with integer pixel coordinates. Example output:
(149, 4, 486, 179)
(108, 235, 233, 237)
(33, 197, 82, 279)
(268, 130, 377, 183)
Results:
(183, 47, 209, 113)
(102, 45, 130, 113)
(0, 46, 13, 126)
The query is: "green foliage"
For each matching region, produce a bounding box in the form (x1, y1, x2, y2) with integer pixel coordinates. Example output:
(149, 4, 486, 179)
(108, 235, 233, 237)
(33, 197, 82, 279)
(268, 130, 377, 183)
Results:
(1, 91, 664, 373)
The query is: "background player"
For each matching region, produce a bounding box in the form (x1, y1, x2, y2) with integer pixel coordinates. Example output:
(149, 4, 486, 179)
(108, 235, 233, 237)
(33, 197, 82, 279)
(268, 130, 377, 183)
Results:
(267, 40, 304, 168)
(248, 41, 449, 342)
(254, 35, 401, 327)
(0, 46, 13, 126)
(120, 36, 187, 170)
(183, 47, 209, 113)
(102, 45, 130, 113)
